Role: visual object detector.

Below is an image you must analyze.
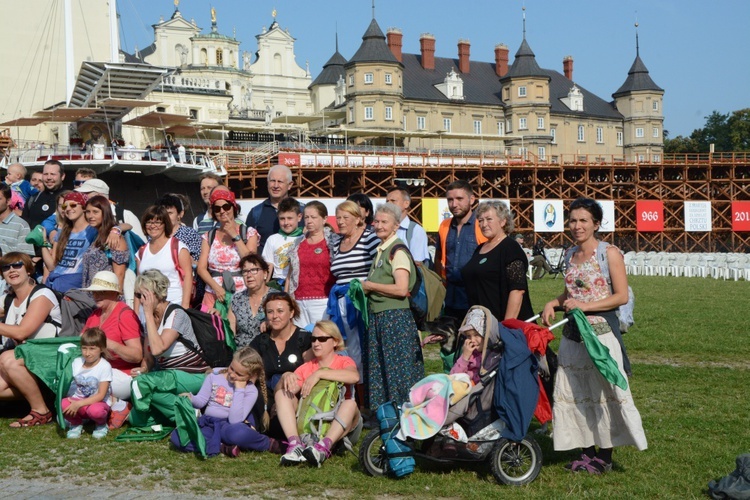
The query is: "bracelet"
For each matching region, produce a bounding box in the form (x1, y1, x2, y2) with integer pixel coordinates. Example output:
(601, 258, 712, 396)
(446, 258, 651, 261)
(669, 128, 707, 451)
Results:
(110, 227, 122, 235)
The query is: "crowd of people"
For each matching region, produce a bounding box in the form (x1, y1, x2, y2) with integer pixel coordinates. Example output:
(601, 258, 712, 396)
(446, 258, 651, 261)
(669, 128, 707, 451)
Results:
(0, 159, 645, 475)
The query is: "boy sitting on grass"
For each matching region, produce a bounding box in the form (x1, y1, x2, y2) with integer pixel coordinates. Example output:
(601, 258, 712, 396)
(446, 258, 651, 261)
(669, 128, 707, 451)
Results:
(261, 198, 303, 289)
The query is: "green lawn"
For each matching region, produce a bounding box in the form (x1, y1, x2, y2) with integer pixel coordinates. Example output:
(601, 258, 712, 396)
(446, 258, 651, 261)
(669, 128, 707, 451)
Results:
(1, 276, 748, 498)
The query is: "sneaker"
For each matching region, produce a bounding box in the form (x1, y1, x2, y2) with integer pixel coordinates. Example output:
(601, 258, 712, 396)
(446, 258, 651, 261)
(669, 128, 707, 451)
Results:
(66, 425, 83, 439)
(108, 402, 132, 430)
(302, 442, 331, 468)
(92, 424, 108, 439)
(267, 437, 283, 455)
(280, 437, 306, 465)
(220, 443, 241, 458)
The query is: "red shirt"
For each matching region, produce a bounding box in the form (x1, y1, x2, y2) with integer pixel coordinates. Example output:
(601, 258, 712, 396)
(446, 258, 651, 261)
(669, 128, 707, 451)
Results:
(83, 302, 142, 375)
(294, 239, 335, 299)
(293, 354, 356, 399)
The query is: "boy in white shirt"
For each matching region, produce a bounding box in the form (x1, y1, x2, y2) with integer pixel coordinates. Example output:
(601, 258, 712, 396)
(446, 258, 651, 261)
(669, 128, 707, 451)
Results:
(261, 198, 303, 288)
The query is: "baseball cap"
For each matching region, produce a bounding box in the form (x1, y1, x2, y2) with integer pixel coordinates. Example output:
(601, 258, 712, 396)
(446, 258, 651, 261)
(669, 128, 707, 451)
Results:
(75, 179, 110, 197)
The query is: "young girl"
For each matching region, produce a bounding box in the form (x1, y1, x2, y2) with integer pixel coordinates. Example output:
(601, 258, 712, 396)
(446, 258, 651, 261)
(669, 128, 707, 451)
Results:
(62, 327, 113, 439)
(449, 308, 486, 385)
(170, 347, 281, 457)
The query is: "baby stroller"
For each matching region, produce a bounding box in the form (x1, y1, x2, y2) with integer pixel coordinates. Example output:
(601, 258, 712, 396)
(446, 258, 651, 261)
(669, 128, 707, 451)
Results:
(359, 306, 561, 486)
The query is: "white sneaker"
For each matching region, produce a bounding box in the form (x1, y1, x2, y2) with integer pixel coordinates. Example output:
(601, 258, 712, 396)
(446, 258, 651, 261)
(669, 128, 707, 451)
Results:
(280, 439, 306, 465)
(92, 424, 108, 439)
(66, 425, 83, 439)
(302, 443, 331, 468)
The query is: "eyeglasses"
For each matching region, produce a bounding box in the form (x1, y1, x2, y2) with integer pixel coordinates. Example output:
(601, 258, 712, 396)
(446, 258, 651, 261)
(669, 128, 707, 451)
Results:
(134, 292, 142, 299)
(73, 180, 86, 187)
(0, 262, 24, 272)
(241, 267, 263, 275)
(211, 203, 233, 213)
(145, 220, 164, 227)
(62, 202, 80, 210)
(311, 336, 334, 343)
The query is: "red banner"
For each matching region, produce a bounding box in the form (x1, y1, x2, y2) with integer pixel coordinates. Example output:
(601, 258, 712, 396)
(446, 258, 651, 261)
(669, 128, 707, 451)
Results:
(636, 200, 664, 232)
(732, 201, 750, 232)
(278, 153, 300, 166)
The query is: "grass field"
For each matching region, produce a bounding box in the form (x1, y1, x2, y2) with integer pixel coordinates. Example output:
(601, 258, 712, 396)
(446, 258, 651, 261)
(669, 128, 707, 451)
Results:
(1, 276, 748, 498)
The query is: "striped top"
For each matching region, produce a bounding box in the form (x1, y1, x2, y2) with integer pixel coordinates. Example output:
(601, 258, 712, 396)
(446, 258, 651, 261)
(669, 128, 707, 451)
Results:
(330, 228, 379, 285)
(0, 213, 34, 256)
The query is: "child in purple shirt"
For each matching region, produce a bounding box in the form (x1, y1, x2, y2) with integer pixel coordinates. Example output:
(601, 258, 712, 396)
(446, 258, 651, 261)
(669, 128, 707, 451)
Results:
(449, 308, 486, 385)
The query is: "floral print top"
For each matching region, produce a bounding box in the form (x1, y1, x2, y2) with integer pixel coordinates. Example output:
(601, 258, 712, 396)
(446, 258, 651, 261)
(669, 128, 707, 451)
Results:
(564, 254, 610, 325)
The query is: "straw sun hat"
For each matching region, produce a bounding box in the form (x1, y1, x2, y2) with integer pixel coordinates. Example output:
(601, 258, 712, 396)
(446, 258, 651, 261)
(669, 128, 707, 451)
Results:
(79, 271, 121, 293)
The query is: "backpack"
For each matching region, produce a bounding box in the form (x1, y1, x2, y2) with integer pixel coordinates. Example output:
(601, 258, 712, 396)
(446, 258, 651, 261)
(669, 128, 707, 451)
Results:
(376, 401, 415, 478)
(3, 285, 96, 338)
(296, 375, 346, 440)
(565, 241, 635, 333)
(3, 284, 62, 333)
(389, 243, 428, 330)
(207, 224, 249, 247)
(161, 303, 234, 367)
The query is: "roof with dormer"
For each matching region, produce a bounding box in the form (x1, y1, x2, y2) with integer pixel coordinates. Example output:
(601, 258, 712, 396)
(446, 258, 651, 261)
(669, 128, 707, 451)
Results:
(310, 50, 347, 88)
(500, 38, 548, 81)
(612, 54, 663, 97)
(345, 19, 400, 67)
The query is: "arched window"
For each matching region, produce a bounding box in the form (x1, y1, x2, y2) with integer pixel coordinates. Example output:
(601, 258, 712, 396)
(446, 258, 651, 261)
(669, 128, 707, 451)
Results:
(216, 48, 224, 66)
(200, 48, 208, 66)
(273, 53, 282, 75)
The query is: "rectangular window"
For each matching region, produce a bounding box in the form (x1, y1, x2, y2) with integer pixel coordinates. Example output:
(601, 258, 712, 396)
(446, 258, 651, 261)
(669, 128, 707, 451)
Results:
(653, 100, 659, 111)
(577, 125, 585, 142)
(519, 117, 527, 130)
(497, 121, 504, 135)
(537, 117, 544, 130)
(385, 106, 393, 121)
(550, 128, 556, 143)
(443, 118, 452, 132)
(385, 73, 392, 85)
(473, 120, 482, 134)
(519, 147, 528, 159)
(348, 106, 354, 122)
(506, 119, 512, 133)
(638, 154, 645, 162)
(636, 127, 644, 138)
(417, 116, 426, 130)
(518, 86, 527, 97)
(653, 127, 659, 138)
(537, 147, 546, 159)
(348, 74, 354, 86)
(596, 127, 603, 143)
(364, 106, 374, 120)
(653, 154, 661, 162)
(364, 73, 373, 84)
(189, 108, 199, 120)
(617, 131, 623, 146)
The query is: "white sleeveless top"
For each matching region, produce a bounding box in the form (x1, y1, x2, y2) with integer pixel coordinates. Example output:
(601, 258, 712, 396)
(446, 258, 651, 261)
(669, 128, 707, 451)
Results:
(139, 237, 188, 305)
(5, 288, 62, 340)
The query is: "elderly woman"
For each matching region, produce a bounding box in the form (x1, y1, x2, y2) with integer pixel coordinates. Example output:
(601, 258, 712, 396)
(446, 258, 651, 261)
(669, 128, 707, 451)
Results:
(0, 252, 62, 427)
(275, 320, 360, 466)
(543, 198, 646, 473)
(286, 201, 336, 327)
(136, 205, 193, 309)
(249, 293, 311, 397)
(361, 203, 424, 410)
(228, 254, 273, 347)
(197, 189, 258, 310)
(327, 200, 379, 378)
(461, 201, 534, 322)
(81, 195, 129, 289)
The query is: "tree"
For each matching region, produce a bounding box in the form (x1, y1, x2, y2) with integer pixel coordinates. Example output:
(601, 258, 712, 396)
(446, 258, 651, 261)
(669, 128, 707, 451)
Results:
(727, 108, 750, 151)
(664, 109, 750, 153)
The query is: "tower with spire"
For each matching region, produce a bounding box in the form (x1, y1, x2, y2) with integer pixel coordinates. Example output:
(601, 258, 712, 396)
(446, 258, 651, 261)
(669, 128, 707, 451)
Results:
(613, 25, 665, 161)
(309, 33, 348, 112)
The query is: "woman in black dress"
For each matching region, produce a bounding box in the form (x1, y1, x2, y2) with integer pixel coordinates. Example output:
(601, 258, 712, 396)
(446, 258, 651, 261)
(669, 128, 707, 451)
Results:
(461, 201, 533, 321)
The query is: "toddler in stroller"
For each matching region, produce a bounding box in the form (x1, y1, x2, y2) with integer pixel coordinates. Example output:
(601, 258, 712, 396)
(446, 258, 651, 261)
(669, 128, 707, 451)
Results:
(359, 306, 544, 486)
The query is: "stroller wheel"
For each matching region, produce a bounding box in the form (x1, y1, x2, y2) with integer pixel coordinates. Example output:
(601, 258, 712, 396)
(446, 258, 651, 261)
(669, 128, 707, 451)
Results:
(490, 435, 542, 486)
(359, 429, 386, 477)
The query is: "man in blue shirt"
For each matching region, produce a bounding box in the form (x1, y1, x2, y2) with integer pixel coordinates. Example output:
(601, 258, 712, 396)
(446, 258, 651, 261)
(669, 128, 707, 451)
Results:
(386, 187, 431, 266)
(435, 180, 487, 321)
(245, 164, 295, 253)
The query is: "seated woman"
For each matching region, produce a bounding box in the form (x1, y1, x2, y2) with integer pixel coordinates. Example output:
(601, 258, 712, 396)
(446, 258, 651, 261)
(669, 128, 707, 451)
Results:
(127, 270, 208, 427)
(228, 254, 272, 347)
(0, 252, 62, 427)
(170, 347, 282, 457)
(79, 270, 143, 428)
(275, 320, 360, 467)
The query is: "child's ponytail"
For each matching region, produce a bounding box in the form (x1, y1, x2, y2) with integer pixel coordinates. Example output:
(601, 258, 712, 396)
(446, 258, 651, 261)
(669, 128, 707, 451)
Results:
(234, 346, 270, 432)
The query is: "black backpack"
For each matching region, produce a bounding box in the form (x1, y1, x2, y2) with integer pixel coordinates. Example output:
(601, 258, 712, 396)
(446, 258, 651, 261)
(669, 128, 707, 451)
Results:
(162, 303, 234, 367)
(388, 243, 427, 330)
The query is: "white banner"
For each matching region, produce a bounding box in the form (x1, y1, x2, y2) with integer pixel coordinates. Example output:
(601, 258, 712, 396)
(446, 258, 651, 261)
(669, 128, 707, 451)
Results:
(596, 200, 616, 233)
(684, 201, 712, 232)
(534, 200, 564, 232)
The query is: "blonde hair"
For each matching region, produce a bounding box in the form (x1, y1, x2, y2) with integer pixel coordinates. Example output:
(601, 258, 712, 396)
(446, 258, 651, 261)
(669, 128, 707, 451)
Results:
(313, 320, 345, 351)
(234, 347, 270, 432)
(335, 201, 364, 226)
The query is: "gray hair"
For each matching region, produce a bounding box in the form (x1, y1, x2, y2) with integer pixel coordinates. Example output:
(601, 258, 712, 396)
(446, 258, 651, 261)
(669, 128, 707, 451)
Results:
(134, 269, 170, 302)
(268, 164, 292, 183)
(476, 201, 515, 234)
(375, 202, 402, 224)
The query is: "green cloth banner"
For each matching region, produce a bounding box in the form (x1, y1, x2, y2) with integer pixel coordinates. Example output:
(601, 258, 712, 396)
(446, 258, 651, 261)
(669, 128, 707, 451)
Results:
(214, 293, 236, 351)
(347, 279, 369, 329)
(570, 308, 628, 391)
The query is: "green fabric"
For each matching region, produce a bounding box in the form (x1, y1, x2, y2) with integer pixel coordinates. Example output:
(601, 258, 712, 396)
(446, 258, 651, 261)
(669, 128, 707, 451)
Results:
(174, 394, 207, 458)
(129, 370, 205, 427)
(53, 341, 82, 428)
(15, 337, 82, 390)
(279, 227, 303, 238)
(115, 426, 174, 442)
(347, 279, 369, 329)
(214, 294, 237, 351)
(367, 239, 415, 314)
(570, 309, 628, 391)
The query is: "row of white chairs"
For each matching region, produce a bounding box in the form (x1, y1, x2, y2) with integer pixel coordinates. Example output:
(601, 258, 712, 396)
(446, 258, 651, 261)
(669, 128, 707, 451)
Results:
(624, 251, 750, 281)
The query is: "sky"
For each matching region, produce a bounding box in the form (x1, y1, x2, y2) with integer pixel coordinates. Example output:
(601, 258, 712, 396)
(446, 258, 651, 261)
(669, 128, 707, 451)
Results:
(117, 0, 750, 138)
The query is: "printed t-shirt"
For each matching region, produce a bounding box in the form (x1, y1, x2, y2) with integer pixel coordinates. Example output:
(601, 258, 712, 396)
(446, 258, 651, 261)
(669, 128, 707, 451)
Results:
(67, 357, 113, 406)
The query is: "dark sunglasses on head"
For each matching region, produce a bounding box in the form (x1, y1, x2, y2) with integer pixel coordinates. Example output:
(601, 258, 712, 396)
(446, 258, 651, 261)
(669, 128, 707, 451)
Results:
(212, 203, 233, 213)
(1, 262, 24, 272)
(311, 335, 334, 343)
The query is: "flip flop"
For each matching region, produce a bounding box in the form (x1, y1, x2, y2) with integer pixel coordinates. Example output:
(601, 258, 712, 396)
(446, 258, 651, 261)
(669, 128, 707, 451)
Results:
(9, 410, 53, 428)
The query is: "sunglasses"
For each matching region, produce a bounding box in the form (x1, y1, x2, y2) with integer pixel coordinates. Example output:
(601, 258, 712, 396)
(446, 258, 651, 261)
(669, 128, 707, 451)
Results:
(62, 202, 80, 210)
(73, 180, 86, 187)
(0, 262, 24, 272)
(212, 203, 234, 213)
(311, 335, 334, 343)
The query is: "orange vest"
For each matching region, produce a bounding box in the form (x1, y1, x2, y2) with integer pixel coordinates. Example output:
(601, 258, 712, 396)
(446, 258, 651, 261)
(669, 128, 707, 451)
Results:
(436, 217, 487, 278)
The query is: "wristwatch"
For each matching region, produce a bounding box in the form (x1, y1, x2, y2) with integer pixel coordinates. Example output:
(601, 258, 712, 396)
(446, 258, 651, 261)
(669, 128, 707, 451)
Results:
(231, 234, 241, 242)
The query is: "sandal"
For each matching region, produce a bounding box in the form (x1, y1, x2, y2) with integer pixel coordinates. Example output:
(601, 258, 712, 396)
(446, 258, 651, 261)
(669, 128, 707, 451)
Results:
(571, 456, 612, 474)
(9, 410, 53, 428)
(565, 453, 591, 471)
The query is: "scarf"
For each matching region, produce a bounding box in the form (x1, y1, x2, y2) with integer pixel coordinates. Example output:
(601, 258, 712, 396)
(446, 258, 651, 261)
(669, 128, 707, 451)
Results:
(279, 227, 303, 238)
(570, 308, 628, 391)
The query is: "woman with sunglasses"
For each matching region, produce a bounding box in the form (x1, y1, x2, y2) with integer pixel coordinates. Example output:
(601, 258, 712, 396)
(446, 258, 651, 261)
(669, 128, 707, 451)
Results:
(0, 252, 62, 427)
(275, 320, 360, 466)
(81, 195, 129, 290)
(228, 254, 272, 347)
(542, 198, 646, 474)
(42, 192, 98, 293)
(135, 205, 192, 310)
(197, 189, 258, 310)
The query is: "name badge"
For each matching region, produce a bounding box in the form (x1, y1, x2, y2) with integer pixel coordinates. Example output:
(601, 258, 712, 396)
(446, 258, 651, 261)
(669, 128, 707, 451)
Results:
(314, 248, 323, 254)
(376, 259, 383, 268)
(479, 258, 487, 265)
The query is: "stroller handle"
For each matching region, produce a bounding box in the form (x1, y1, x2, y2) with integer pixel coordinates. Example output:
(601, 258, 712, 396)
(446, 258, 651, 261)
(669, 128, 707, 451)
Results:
(526, 306, 569, 330)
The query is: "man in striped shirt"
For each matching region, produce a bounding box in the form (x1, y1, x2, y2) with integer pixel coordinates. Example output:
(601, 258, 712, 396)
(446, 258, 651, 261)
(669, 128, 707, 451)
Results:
(0, 184, 34, 256)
